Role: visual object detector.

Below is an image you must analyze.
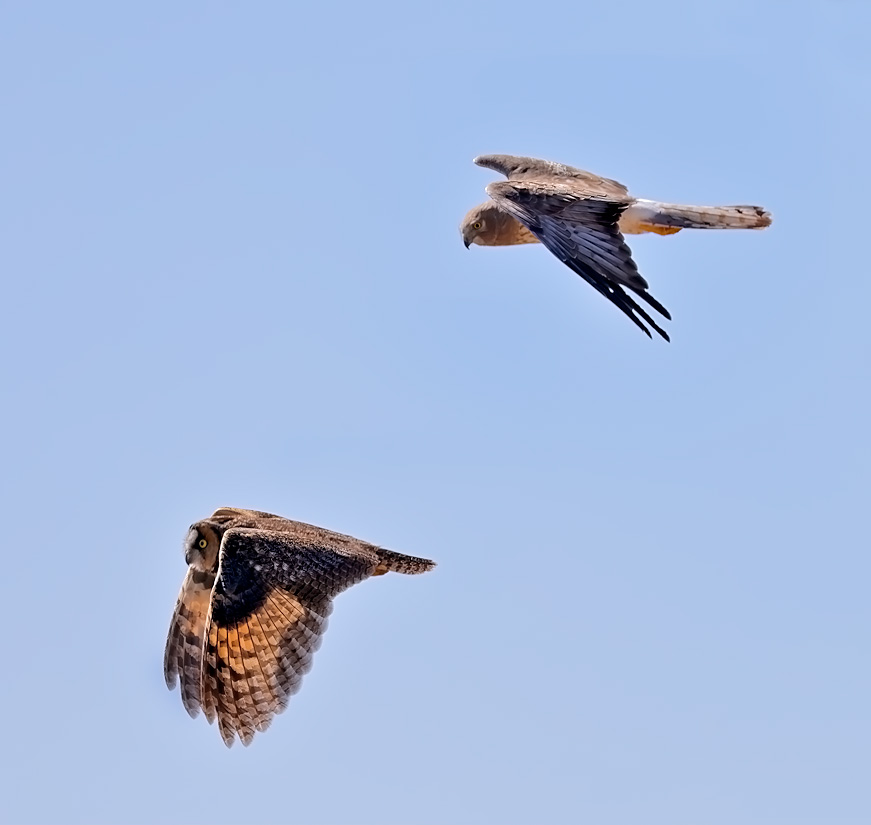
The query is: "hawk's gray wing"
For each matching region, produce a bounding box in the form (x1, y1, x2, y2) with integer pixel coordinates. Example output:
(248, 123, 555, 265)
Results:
(475, 154, 630, 198)
(486, 179, 671, 340)
(164, 566, 216, 718)
(201, 527, 377, 747)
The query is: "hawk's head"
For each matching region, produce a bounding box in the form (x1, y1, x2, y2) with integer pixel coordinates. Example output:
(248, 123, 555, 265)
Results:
(460, 201, 539, 248)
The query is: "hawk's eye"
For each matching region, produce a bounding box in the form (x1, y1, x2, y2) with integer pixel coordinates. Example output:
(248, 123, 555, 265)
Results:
(198, 538, 208, 549)
(473, 221, 482, 230)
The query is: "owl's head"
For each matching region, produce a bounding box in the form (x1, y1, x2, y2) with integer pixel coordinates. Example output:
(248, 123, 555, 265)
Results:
(183, 520, 223, 572)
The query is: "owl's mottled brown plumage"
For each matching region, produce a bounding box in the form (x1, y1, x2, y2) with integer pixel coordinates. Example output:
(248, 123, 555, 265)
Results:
(164, 507, 435, 747)
(461, 154, 772, 341)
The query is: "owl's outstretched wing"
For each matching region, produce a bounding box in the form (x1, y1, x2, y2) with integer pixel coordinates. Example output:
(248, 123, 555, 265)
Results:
(201, 527, 377, 747)
(164, 566, 216, 717)
(485, 179, 671, 340)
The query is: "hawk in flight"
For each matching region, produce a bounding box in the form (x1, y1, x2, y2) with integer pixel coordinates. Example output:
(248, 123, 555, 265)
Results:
(461, 154, 771, 340)
(164, 507, 435, 746)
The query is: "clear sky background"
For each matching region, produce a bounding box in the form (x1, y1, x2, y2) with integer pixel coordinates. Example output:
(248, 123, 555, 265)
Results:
(1, 3, 868, 824)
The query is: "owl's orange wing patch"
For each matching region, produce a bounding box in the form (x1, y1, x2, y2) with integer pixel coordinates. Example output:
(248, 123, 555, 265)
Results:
(164, 567, 215, 718)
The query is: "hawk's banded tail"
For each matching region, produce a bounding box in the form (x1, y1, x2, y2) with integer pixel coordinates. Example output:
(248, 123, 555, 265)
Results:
(622, 199, 772, 235)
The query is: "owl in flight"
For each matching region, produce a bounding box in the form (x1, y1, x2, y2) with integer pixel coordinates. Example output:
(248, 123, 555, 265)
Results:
(460, 154, 771, 341)
(164, 507, 435, 747)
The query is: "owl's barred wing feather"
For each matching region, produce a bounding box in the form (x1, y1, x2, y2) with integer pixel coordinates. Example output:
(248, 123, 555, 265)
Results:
(258, 589, 329, 710)
(201, 527, 377, 747)
(164, 566, 215, 717)
(374, 547, 437, 576)
(486, 180, 671, 340)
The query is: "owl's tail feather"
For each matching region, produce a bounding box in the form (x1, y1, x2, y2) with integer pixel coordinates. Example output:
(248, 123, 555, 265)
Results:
(373, 548, 437, 576)
(626, 199, 772, 232)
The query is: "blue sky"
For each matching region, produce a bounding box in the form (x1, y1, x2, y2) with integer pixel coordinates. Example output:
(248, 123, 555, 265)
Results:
(1, 3, 869, 824)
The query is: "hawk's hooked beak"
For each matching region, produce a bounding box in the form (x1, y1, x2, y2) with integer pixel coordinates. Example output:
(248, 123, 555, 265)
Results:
(463, 236, 471, 249)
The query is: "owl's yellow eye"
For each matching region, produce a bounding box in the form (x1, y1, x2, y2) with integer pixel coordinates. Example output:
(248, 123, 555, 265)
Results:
(473, 221, 482, 230)
(198, 538, 208, 549)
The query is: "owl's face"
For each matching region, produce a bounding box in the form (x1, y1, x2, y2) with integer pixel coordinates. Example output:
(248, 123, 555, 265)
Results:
(183, 521, 222, 572)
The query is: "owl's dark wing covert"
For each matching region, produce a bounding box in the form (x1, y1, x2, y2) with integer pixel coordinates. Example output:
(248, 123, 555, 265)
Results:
(486, 180, 671, 340)
(164, 566, 216, 717)
(201, 527, 377, 747)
